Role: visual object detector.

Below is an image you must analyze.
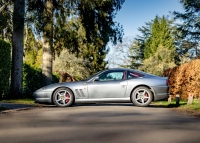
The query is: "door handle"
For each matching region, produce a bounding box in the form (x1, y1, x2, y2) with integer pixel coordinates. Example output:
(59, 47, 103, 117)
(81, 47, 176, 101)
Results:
(121, 85, 126, 88)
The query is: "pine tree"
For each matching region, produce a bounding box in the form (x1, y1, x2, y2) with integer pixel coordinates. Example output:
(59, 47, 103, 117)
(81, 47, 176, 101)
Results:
(144, 16, 175, 59)
(173, 0, 200, 59)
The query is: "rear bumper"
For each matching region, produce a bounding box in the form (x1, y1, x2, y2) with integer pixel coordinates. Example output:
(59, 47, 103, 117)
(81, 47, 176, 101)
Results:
(151, 86, 169, 101)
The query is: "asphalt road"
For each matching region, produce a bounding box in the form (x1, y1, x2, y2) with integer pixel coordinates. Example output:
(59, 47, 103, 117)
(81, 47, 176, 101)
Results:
(0, 103, 200, 143)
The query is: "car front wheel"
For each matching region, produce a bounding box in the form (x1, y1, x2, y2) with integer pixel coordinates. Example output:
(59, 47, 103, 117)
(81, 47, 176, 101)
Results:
(53, 87, 74, 107)
(131, 86, 152, 107)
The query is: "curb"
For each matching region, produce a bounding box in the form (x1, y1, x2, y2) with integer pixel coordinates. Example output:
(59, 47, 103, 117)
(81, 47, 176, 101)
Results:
(0, 107, 34, 114)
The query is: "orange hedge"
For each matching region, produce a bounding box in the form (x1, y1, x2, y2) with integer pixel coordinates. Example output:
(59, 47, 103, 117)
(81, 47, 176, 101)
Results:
(163, 59, 200, 100)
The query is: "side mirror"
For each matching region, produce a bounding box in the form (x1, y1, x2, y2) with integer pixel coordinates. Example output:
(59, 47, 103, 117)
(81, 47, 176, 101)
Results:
(93, 76, 99, 81)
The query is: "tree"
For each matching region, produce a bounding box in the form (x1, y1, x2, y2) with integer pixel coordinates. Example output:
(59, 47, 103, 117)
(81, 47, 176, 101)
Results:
(10, 0, 25, 98)
(139, 45, 176, 76)
(107, 37, 142, 69)
(139, 16, 176, 75)
(53, 49, 90, 80)
(144, 16, 175, 59)
(77, 0, 124, 74)
(107, 37, 133, 68)
(127, 40, 144, 69)
(0, 1, 7, 30)
(117, 16, 176, 69)
(42, 0, 53, 86)
(0, 0, 13, 41)
(27, 0, 124, 84)
(173, 0, 200, 59)
(24, 26, 42, 68)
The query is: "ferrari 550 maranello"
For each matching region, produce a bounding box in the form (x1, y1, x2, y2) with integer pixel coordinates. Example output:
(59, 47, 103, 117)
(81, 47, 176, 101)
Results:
(33, 68, 169, 107)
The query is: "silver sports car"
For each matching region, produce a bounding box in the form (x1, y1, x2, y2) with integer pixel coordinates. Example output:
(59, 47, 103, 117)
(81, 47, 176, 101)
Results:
(33, 68, 169, 107)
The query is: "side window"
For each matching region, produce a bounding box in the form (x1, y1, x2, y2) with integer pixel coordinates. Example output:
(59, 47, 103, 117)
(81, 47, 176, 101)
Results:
(99, 71, 124, 81)
(127, 71, 144, 79)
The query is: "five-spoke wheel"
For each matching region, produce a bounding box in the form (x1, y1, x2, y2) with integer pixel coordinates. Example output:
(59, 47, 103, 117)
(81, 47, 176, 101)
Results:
(131, 86, 152, 107)
(53, 87, 74, 107)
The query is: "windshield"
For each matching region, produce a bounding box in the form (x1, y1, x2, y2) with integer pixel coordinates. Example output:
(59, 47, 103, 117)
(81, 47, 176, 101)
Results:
(82, 71, 104, 81)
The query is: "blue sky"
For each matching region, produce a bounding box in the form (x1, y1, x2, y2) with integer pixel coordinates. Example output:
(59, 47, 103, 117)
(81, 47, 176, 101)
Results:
(115, 0, 184, 37)
(107, 0, 184, 67)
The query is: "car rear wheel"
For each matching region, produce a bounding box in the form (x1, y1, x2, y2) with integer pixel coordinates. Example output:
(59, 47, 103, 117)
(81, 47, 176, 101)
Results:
(131, 86, 152, 107)
(53, 87, 74, 107)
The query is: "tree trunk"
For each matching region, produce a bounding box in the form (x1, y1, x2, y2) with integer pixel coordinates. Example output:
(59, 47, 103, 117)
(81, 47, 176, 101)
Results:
(42, 0, 53, 86)
(10, 0, 25, 99)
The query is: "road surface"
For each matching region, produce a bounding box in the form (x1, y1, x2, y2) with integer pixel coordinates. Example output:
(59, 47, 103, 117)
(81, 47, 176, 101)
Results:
(0, 103, 200, 143)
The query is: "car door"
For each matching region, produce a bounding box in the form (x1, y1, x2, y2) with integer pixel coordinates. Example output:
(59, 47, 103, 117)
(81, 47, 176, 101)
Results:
(87, 70, 127, 98)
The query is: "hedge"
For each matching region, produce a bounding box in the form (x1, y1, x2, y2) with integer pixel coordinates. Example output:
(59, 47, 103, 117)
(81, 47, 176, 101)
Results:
(23, 63, 59, 98)
(0, 39, 11, 100)
(163, 59, 200, 100)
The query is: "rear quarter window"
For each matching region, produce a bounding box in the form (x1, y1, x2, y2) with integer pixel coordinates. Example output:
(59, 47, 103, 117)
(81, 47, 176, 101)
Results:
(127, 71, 144, 79)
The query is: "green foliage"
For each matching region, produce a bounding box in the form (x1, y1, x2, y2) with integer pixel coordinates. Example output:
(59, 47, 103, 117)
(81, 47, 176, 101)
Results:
(23, 63, 59, 98)
(144, 16, 175, 59)
(0, 0, 13, 41)
(77, 0, 125, 73)
(27, 0, 124, 76)
(130, 16, 177, 75)
(0, 13, 7, 30)
(117, 16, 177, 70)
(173, 0, 200, 59)
(2, 98, 35, 104)
(53, 49, 90, 80)
(24, 26, 43, 69)
(139, 45, 176, 76)
(126, 40, 144, 69)
(0, 39, 11, 99)
(23, 63, 42, 98)
(78, 0, 124, 45)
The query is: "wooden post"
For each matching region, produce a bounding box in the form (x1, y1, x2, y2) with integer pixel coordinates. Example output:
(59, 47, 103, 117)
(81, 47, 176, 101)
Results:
(168, 95, 172, 104)
(187, 93, 193, 105)
(176, 94, 180, 106)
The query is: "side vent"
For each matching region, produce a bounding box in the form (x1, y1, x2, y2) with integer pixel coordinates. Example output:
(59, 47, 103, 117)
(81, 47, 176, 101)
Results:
(75, 89, 81, 97)
(80, 89, 86, 98)
(75, 89, 86, 98)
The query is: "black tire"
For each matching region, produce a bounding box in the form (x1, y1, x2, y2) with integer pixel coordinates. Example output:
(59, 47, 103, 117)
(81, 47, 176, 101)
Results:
(53, 87, 74, 107)
(131, 86, 153, 107)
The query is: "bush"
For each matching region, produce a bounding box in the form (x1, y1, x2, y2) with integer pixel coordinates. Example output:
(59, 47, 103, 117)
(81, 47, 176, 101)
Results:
(139, 45, 176, 76)
(163, 59, 200, 100)
(23, 63, 42, 98)
(0, 39, 11, 100)
(23, 63, 59, 98)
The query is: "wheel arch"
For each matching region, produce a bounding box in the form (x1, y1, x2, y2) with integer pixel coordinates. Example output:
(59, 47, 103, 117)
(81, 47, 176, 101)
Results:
(130, 85, 155, 102)
(51, 86, 75, 103)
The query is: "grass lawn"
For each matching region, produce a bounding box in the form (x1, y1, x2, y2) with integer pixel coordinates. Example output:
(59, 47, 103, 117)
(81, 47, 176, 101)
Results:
(152, 100, 200, 118)
(0, 99, 35, 111)
(1, 98, 35, 104)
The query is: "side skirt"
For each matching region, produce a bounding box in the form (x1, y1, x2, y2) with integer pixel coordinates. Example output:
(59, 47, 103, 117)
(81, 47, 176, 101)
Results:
(75, 97, 131, 104)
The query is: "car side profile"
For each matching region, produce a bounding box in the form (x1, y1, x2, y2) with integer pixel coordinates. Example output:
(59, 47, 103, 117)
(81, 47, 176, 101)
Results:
(33, 68, 169, 107)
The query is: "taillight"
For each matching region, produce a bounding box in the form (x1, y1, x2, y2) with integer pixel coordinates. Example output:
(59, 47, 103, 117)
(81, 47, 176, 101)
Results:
(166, 79, 169, 85)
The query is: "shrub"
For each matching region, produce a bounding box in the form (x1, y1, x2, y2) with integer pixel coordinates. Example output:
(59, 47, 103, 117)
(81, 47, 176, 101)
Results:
(23, 63, 42, 98)
(0, 39, 11, 100)
(23, 63, 59, 98)
(163, 59, 200, 100)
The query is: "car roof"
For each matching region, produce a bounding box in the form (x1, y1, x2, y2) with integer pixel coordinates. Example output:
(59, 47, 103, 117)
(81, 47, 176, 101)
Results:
(108, 68, 128, 71)
(107, 68, 157, 77)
